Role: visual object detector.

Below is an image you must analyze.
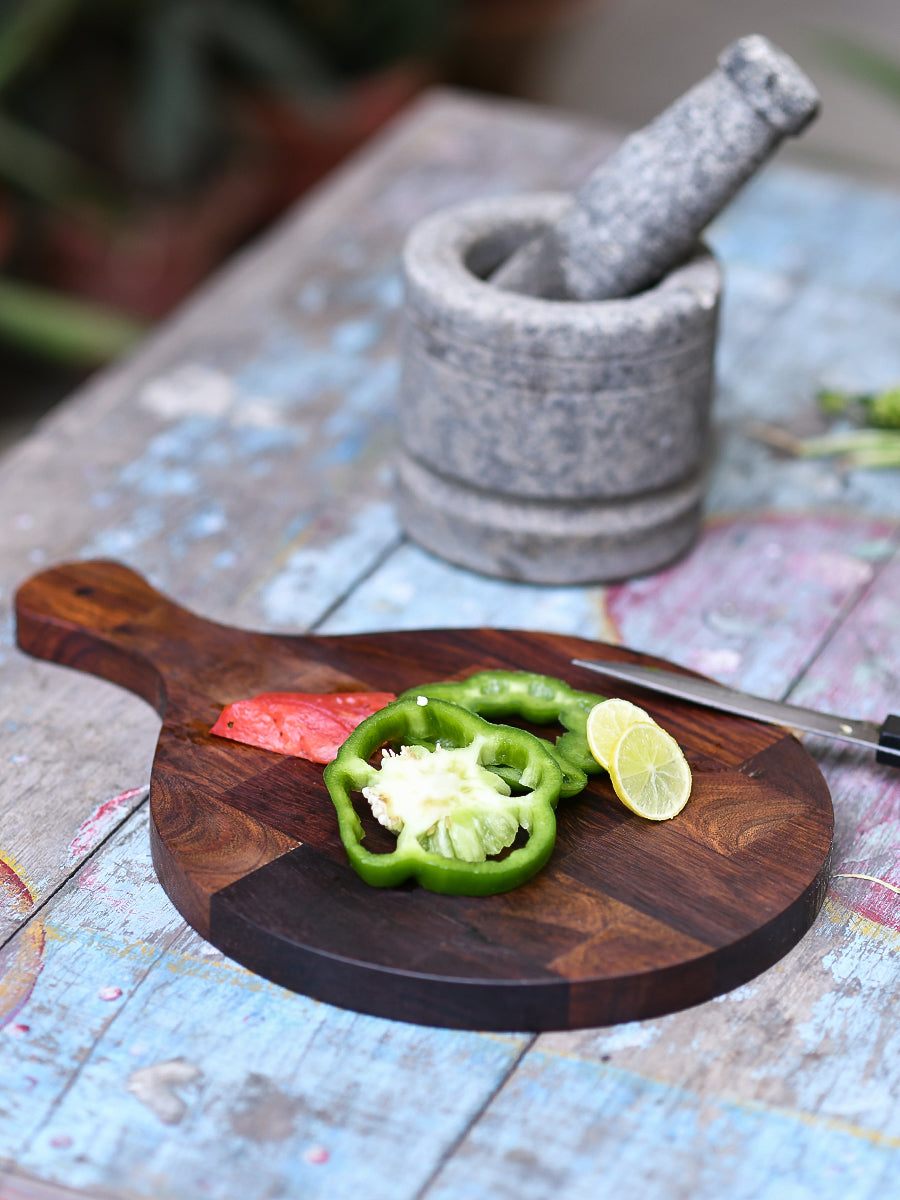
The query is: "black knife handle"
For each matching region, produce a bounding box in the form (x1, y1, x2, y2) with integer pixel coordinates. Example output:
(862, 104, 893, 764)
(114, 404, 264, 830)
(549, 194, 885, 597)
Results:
(877, 715, 900, 766)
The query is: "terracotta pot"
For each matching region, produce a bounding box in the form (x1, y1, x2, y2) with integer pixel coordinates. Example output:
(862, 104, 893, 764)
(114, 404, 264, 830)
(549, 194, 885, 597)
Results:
(36, 162, 273, 320)
(246, 62, 434, 213)
(0, 191, 15, 266)
(461, 0, 602, 38)
(452, 0, 607, 93)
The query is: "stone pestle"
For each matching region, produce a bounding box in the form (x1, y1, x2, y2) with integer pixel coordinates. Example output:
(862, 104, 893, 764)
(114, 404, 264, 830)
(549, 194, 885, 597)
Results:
(490, 34, 821, 301)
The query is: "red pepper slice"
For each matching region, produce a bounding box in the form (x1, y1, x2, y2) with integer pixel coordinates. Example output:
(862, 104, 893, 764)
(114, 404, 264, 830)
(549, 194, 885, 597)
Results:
(210, 692, 396, 763)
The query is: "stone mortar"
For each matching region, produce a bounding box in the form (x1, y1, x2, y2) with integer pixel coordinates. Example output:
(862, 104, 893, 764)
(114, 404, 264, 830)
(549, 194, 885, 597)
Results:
(395, 192, 722, 584)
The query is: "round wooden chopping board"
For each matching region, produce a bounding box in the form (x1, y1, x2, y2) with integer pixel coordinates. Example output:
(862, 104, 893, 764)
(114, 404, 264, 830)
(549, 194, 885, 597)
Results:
(16, 561, 834, 1030)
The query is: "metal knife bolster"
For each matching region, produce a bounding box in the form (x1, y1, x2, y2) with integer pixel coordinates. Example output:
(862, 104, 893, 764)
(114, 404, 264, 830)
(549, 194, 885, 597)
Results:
(571, 658, 900, 765)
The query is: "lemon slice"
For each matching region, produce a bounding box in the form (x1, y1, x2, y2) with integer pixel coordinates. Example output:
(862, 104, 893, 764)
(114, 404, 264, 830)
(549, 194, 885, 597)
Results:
(608, 721, 692, 820)
(585, 697, 653, 769)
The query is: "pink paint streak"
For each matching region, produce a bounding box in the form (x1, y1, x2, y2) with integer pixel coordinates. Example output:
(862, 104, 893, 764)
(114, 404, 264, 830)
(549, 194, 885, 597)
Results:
(0, 854, 46, 1030)
(832, 868, 900, 933)
(0, 857, 34, 920)
(67, 786, 149, 863)
(602, 513, 895, 685)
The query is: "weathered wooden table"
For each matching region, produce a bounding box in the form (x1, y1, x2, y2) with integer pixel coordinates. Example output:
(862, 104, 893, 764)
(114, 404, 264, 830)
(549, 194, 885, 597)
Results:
(2, 89, 900, 1199)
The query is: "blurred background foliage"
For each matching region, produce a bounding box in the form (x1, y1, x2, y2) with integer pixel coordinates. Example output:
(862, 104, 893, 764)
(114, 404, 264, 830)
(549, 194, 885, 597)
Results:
(0, 0, 452, 202)
(0, 0, 591, 373)
(815, 32, 900, 112)
(0, 0, 897, 448)
(0, 0, 456, 367)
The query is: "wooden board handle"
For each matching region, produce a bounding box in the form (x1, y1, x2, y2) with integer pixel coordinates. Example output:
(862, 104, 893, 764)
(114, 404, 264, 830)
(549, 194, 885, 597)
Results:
(14, 560, 246, 714)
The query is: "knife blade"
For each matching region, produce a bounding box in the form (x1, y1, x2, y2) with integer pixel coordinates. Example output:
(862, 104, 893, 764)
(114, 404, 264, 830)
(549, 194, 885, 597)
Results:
(571, 657, 900, 765)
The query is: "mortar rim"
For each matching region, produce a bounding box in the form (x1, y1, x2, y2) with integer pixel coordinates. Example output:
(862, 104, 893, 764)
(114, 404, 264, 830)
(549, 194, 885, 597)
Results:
(402, 191, 722, 341)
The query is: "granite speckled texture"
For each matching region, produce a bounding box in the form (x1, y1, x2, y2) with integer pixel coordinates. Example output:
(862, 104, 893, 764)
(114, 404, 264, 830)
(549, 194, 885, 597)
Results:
(396, 193, 721, 583)
(395, 36, 820, 584)
(493, 35, 820, 301)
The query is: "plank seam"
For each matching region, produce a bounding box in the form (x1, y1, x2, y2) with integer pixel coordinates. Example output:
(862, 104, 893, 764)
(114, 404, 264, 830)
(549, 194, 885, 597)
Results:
(783, 522, 900, 704)
(414, 1033, 538, 1200)
(308, 532, 407, 633)
(0, 786, 151, 958)
(16, 923, 184, 1165)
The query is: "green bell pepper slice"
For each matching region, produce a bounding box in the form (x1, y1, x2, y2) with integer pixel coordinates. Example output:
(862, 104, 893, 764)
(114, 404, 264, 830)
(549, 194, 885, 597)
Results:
(397, 670, 606, 798)
(323, 696, 564, 896)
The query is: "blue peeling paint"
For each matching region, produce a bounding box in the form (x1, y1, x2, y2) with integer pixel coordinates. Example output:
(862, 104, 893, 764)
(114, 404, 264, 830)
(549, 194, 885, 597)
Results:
(232, 332, 367, 406)
(120, 464, 199, 498)
(0, 808, 525, 1200)
(427, 1049, 900, 1200)
(258, 501, 399, 629)
(345, 267, 404, 310)
(182, 508, 227, 540)
(82, 506, 167, 558)
(230, 424, 304, 459)
(318, 430, 370, 466)
(325, 361, 400, 432)
(331, 317, 381, 356)
(320, 542, 601, 637)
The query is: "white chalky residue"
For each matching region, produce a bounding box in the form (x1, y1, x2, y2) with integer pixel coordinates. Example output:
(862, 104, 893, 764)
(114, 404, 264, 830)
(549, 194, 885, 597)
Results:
(690, 647, 742, 677)
(127, 1059, 202, 1126)
(803, 552, 874, 591)
(140, 364, 234, 420)
(587, 1021, 662, 1053)
(233, 399, 287, 430)
(184, 509, 227, 539)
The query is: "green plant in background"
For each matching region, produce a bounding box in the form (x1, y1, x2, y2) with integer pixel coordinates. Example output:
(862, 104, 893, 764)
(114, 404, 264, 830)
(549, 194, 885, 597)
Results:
(0, 0, 143, 363)
(0, 0, 454, 198)
(767, 32, 900, 470)
(794, 386, 900, 469)
(817, 32, 900, 109)
(818, 386, 900, 430)
(0, 276, 142, 364)
(750, 385, 900, 470)
(0, 0, 455, 364)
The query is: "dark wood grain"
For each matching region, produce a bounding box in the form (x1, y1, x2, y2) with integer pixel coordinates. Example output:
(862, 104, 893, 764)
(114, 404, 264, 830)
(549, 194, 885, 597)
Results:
(14, 560, 833, 1030)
